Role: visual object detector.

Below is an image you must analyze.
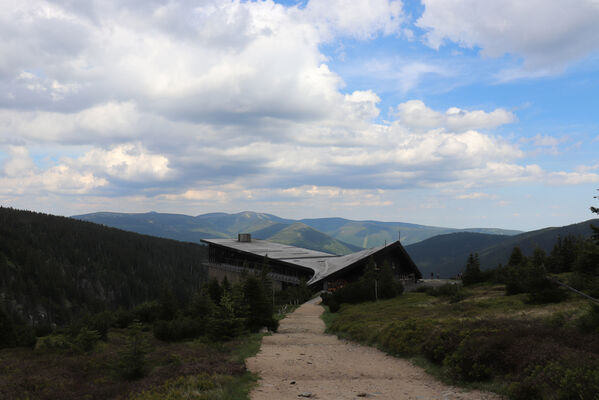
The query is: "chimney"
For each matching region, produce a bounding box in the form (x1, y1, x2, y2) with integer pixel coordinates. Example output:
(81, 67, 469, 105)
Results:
(238, 233, 252, 242)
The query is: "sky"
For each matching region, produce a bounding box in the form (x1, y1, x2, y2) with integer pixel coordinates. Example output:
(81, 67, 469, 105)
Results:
(1, 0, 598, 231)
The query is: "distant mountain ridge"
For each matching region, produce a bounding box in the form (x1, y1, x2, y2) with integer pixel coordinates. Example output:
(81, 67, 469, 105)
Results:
(73, 211, 522, 253)
(405, 218, 599, 278)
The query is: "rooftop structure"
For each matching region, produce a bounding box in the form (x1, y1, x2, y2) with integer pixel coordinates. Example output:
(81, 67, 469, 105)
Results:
(201, 234, 421, 289)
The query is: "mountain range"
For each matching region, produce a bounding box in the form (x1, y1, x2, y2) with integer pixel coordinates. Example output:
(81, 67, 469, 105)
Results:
(73, 210, 598, 278)
(72, 211, 521, 252)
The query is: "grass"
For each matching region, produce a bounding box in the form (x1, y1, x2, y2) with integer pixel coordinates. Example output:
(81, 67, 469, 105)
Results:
(322, 282, 599, 399)
(0, 327, 263, 400)
(130, 373, 258, 400)
(319, 304, 337, 329)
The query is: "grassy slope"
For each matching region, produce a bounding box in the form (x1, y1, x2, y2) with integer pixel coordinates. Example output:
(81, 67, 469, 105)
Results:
(0, 327, 262, 400)
(267, 222, 360, 255)
(323, 283, 594, 397)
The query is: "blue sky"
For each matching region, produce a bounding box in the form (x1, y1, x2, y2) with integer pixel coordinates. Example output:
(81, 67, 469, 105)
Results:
(0, 0, 598, 231)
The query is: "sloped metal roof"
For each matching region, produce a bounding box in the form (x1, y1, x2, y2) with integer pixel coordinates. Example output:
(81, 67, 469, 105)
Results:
(201, 238, 419, 286)
(200, 238, 337, 260)
(282, 244, 389, 284)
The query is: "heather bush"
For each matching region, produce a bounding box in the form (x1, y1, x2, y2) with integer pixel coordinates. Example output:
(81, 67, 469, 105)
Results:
(576, 303, 599, 334)
(376, 318, 435, 357)
(444, 332, 510, 381)
(328, 296, 340, 313)
(35, 334, 72, 352)
(113, 308, 135, 328)
(422, 325, 467, 363)
(425, 283, 467, 303)
(153, 317, 204, 342)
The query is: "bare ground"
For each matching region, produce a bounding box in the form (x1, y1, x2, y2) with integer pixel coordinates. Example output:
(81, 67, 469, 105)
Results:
(246, 299, 503, 400)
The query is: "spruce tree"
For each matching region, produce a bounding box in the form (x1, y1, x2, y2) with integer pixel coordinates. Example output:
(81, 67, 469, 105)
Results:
(592, 189, 599, 245)
(207, 278, 223, 305)
(508, 247, 525, 266)
(462, 253, 482, 285)
(244, 275, 273, 332)
(0, 304, 16, 349)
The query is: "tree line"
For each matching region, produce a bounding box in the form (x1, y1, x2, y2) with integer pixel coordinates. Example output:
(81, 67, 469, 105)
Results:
(0, 207, 207, 348)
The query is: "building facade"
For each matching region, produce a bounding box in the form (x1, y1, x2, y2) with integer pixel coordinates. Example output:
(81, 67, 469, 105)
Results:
(201, 234, 421, 290)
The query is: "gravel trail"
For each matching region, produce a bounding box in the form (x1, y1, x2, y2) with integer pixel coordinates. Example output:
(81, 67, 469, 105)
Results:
(246, 299, 502, 400)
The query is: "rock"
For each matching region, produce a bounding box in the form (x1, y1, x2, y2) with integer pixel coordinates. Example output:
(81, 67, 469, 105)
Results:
(298, 392, 313, 398)
(290, 381, 296, 385)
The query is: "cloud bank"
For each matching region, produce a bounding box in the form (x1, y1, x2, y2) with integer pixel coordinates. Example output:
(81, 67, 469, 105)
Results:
(1, 0, 597, 222)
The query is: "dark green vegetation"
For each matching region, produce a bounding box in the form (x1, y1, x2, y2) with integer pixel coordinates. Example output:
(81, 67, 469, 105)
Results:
(592, 189, 599, 244)
(320, 258, 404, 312)
(406, 218, 599, 277)
(0, 206, 315, 398)
(0, 323, 262, 400)
(74, 210, 521, 251)
(325, 287, 599, 399)
(0, 206, 208, 343)
(0, 271, 304, 398)
(325, 227, 599, 399)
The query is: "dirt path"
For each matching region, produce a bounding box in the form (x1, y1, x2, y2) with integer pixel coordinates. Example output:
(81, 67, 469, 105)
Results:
(246, 299, 502, 400)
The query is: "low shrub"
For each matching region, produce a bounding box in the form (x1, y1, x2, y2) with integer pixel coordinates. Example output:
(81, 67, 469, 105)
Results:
(444, 332, 510, 381)
(425, 283, 467, 303)
(422, 325, 467, 363)
(333, 279, 376, 304)
(87, 311, 114, 341)
(133, 301, 162, 324)
(153, 317, 205, 342)
(376, 319, 435, 357)
(328, 296, 340, 313)
(576, 303, 599, 334)
(525, 276, 568, 304)
(510, 359, 599, 400)
(74, 327, 101, 352)
(113, 309, 135, 329)
(35, 334, 73, 352)
(333, 277, 403, 306)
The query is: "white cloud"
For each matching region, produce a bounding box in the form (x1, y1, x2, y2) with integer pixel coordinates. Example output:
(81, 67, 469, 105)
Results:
(0, 0, 595, 223)
(394, 100, 516, 131)
(527, 134, 561, 148)
(343, 90, 381, 121)
(303, 0, 404, 41)
(0, 146, 107, 195)
(161, 189, 229, 202)
(456, 192, 495, 200)
(78, 144, 172, 182)
(2, 146, 36, 177)
(417, 0, 599, 74)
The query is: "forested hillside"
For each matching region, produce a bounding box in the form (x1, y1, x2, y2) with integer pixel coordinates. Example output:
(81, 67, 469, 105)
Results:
(406, 218, 599, 278)
(0, 207, 208, 330)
